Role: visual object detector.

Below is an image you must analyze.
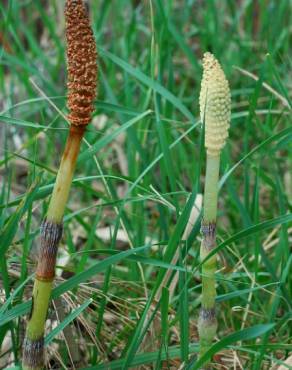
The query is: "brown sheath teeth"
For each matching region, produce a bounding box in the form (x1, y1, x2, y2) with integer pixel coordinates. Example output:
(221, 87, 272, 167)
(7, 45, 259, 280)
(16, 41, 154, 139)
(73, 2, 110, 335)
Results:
(201, 221, 216, 250)
(36, 220, 63, 280)
(22, 337, 44, 368)
(199, 307, 216, 321)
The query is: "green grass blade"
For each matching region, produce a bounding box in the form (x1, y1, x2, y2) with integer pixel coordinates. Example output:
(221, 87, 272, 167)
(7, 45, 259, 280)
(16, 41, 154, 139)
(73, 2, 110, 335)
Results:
(192, 324, 275, 369)
(98, 47, 196, 124)
(45, 299, 92, 346)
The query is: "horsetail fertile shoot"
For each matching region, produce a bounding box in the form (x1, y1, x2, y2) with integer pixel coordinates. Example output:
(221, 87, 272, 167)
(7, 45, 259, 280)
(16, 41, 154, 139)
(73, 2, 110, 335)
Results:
(198, 52, 231, 360)
(22, 1, 98, 369)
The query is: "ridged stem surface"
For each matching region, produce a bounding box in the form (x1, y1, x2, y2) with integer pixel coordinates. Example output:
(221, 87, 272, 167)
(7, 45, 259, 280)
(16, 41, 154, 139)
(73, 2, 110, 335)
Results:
(198, 154, 220, 359)
(22, 126, 85, 370)
(47, 126, 85, 223)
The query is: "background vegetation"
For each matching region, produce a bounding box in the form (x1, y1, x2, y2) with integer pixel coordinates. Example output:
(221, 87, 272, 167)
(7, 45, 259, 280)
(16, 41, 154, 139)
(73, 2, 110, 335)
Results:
(0, 0, 291, 369)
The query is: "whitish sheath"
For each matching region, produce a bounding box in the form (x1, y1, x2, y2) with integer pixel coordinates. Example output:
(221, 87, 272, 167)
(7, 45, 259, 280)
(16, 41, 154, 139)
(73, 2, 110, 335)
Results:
(198, 53, 231, 361)
(22, 1, 97, 369)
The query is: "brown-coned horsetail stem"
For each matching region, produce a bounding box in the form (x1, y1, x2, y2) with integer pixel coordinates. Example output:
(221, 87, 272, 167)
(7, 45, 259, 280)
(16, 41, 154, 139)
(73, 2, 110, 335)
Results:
(22, 1, 97, 369)
(197, 52, 231, 364)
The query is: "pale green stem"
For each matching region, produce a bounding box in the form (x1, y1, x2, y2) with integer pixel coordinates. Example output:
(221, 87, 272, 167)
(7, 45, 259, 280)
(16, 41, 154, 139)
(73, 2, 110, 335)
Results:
(203, 155, 220, 222)
(198, 154, 220, 360)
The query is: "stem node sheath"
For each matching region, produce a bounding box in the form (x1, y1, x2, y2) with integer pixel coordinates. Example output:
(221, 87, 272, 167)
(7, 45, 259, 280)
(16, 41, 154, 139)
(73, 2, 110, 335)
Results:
(22, 337, 44, 370)
(36, 220, 63, 281)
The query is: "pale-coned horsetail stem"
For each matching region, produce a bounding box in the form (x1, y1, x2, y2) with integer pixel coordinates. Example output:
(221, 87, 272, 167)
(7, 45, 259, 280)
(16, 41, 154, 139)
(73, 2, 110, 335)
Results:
(198, 52, 231, 361)
(22, 1, 98, 369)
